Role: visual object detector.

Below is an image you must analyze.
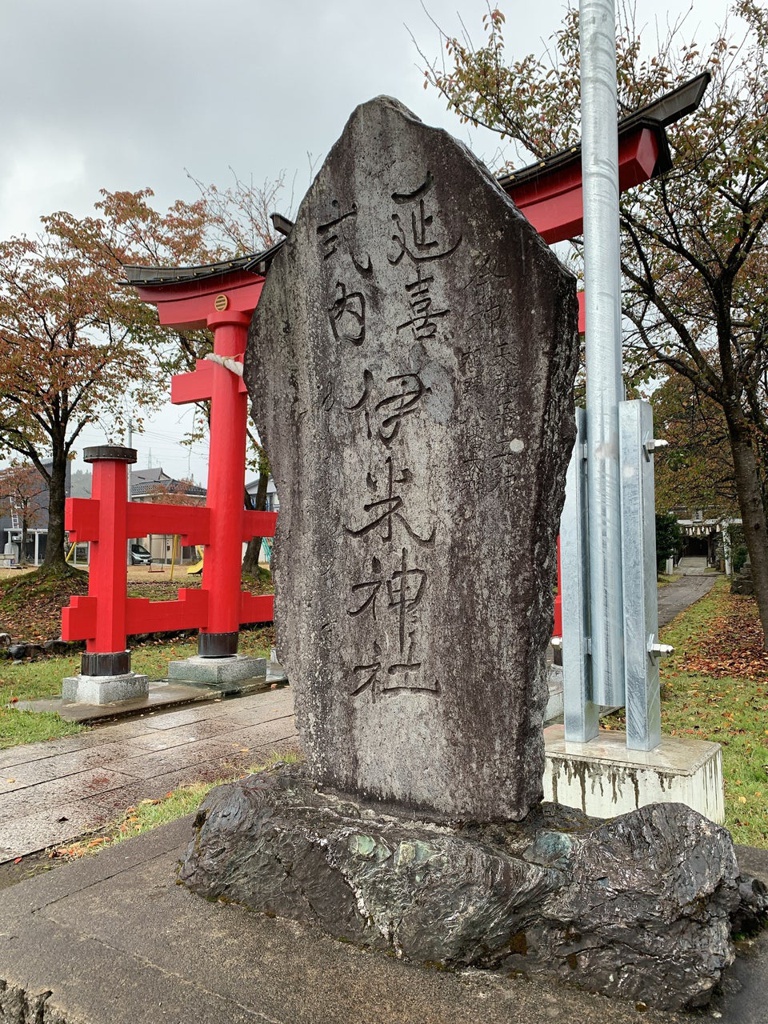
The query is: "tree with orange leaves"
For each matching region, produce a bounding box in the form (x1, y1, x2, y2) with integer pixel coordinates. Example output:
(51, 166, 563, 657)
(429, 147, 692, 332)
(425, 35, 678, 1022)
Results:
(0, 212, 161, 570)
(0, 180, 283, 573)
(420, 1, 768, 642)
(0, 461, 47, 565)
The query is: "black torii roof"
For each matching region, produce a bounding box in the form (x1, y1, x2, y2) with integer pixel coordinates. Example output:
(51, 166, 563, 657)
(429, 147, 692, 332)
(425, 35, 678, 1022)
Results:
(123, 241, 284, 288)
(498, 71, 710, 189)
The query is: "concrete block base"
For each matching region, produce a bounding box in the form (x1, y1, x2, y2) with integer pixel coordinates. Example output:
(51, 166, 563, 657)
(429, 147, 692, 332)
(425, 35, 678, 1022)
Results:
(61, 672, 149, 705)
(168, 654, 267, 689)
(544, 665, 563, 724)
(543, 724, 724, 823)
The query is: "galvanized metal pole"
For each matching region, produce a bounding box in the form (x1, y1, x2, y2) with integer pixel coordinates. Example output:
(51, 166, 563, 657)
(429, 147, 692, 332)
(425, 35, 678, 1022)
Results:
(562, 408, 600, 741)
(580, 0, 625, 706)
(126, 418, 133, 567)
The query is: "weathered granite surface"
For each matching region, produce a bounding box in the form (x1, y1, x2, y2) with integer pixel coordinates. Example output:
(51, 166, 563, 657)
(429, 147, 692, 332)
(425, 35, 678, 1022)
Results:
(245, 96, 578, 821)
(180, 767, 763, 1011)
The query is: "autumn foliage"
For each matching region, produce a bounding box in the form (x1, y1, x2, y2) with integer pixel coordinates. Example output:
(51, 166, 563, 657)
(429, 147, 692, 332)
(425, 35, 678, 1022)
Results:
(0, 178, 284, 571)
(421, 1, 768, 646)
(678, 591, 768, 681)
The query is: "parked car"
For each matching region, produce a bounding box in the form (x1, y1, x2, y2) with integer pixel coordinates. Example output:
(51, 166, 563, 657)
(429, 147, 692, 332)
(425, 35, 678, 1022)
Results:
(130, 543, 152, 565)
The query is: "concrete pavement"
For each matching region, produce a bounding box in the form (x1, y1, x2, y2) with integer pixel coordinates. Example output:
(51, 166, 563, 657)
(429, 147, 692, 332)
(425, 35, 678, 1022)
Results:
(0, 687, 298, 862)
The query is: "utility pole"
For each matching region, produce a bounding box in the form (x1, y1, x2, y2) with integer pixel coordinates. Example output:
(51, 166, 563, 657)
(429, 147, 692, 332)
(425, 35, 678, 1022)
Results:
(562, 0, 666, 751)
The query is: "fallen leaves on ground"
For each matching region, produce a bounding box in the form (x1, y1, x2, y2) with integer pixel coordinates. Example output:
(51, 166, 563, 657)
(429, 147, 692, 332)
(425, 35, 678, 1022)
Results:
(679, 592, 768, 679)
(0, 569, 88, 643)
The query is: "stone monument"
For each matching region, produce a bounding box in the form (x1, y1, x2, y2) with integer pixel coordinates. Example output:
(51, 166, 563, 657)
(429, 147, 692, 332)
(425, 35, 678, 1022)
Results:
(180, 98, 764, 1010)
(244, 95, 578, 822)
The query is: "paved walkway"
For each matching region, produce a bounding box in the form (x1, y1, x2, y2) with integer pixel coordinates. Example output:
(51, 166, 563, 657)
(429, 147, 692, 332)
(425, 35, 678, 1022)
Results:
(658, 571, 718, 628)
(1, 811, 765, 1024)
(0, 687, 298, 862)
(674, 555, 712, 575)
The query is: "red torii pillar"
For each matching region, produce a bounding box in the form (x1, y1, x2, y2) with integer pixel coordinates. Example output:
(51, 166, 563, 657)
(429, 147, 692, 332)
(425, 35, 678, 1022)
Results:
(130, 267, 271, 659)
(62, 444, 211, 701)
(173, 310, 251, 656)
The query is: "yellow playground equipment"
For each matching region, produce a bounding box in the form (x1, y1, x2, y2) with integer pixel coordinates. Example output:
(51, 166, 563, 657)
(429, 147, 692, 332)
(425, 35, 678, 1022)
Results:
(187, 546, 204, 575)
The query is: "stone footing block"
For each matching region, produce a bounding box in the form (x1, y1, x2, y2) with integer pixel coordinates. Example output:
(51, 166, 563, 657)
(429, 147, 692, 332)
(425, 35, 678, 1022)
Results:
(167, 654, 267, 688)
(179, 766, 765, 1012)
(544, 725, 724, 823)
(61, 672, 149, 705)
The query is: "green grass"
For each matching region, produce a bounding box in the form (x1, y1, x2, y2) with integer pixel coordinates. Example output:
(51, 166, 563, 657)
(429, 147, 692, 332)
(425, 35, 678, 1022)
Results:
(0, 708, 86, 749)
(0, 644, 87, 747)
(658, 579, 768, 848)
(0, 563, 86, 617)
(603, 578, 768, 847)
(0, 625, 274, 749)
(658, 578, 729, 668)
(54, 782, 216, 858)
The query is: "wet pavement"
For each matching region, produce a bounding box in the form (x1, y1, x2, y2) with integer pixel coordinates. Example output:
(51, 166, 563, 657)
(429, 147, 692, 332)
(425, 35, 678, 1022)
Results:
(658, 570, 719, 628)
(0, 687, 298, 862)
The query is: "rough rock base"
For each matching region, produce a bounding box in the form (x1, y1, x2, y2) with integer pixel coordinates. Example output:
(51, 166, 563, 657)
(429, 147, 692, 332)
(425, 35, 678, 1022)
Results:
(179, 767, 764, 1011)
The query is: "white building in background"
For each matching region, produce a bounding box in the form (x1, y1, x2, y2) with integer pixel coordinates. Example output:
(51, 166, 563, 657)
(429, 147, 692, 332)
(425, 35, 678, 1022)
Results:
(0, 461, 69, 567)
(128, 467, 207, 565)
(245, 474, 279, 512)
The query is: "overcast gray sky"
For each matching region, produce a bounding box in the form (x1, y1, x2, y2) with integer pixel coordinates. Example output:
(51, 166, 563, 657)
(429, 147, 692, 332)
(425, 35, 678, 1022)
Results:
(0, 0, 728, 483)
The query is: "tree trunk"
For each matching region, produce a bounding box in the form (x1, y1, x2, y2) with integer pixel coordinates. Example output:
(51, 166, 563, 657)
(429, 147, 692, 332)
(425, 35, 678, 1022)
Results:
(726, 414, 768, 647)
(242, 471, 270, 576)
(43, 449, 68, 571)
(19, 516, 28, 566)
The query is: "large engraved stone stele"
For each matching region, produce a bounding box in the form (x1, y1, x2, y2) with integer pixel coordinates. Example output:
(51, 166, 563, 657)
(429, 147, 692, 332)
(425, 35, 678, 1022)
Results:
(245, 97, 578, 821)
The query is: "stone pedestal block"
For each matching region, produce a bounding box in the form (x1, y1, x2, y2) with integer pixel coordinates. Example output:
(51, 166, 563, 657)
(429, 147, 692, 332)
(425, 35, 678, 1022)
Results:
(180, 767, 764, 1012)
(544, 725, 724, 822)
(61, 672, 149, 705)
(167, 655, 267, 690)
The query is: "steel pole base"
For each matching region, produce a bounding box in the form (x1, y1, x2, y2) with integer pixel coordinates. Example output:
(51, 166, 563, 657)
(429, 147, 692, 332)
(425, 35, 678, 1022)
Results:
(80, 650, 132, 676)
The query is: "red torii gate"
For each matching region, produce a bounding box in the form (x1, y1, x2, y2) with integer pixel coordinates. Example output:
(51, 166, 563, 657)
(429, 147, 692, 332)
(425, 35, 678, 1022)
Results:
(63, 74, 708, 680)
(62, 265, 279, 675)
